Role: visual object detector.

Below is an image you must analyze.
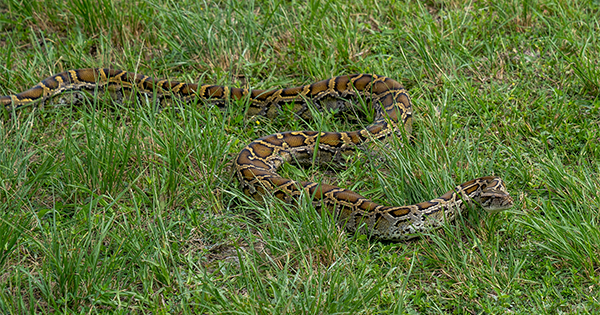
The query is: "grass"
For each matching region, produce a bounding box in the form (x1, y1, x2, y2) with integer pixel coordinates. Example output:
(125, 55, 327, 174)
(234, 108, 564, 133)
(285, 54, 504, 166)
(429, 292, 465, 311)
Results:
(0, 0, 599, 313)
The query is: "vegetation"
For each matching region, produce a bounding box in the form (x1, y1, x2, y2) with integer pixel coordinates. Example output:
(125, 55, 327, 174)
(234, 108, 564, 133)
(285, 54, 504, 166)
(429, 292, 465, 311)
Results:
(0, 0, 598, 313)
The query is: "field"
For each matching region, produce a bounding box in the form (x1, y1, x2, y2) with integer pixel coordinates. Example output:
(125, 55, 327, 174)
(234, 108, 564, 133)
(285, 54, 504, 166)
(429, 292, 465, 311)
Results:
(0, 0, 599, 313)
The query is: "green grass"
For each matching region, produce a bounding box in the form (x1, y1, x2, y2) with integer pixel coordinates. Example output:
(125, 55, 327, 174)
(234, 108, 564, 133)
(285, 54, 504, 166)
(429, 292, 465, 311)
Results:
(1, 0, 599, 313)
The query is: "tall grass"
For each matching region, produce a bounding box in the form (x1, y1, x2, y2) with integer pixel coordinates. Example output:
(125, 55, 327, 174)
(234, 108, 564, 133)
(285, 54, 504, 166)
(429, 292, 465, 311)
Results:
(0, 0, 599, 313)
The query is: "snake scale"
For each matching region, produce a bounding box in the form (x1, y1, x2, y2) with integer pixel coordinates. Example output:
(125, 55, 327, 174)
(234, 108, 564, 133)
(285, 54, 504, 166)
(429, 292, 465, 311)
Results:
(0, 68, 513, 241)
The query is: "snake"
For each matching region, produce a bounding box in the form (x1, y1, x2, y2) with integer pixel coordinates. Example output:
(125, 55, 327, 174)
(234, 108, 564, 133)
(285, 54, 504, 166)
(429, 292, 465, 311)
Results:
(0, 68, 514, 241)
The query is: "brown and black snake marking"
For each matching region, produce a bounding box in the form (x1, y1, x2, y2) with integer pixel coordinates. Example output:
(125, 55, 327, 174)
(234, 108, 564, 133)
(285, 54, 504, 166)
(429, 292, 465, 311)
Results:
(1, 68, 513, 240)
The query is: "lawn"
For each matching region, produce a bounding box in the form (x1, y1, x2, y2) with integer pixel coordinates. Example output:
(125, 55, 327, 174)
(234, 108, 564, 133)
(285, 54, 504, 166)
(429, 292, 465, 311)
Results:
(0, 0, 599, 313)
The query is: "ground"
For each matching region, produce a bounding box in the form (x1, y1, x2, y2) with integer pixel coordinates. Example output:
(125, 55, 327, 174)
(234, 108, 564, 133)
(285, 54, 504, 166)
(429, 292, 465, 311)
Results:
(0, 0, 599, 313)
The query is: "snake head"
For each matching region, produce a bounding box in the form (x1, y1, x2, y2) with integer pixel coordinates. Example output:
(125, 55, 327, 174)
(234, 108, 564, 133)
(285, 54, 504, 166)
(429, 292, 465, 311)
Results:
(479, 190, 514, 213)
(478, 177, 514, 213)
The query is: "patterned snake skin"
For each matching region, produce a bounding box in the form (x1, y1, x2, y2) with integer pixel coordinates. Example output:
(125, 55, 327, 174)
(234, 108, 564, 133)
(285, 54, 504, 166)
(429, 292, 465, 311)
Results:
(0, 68, 514, 240)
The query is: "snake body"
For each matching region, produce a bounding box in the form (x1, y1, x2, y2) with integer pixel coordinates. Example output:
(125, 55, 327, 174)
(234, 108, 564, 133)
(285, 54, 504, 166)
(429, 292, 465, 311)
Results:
(0, 68, 513, 240)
